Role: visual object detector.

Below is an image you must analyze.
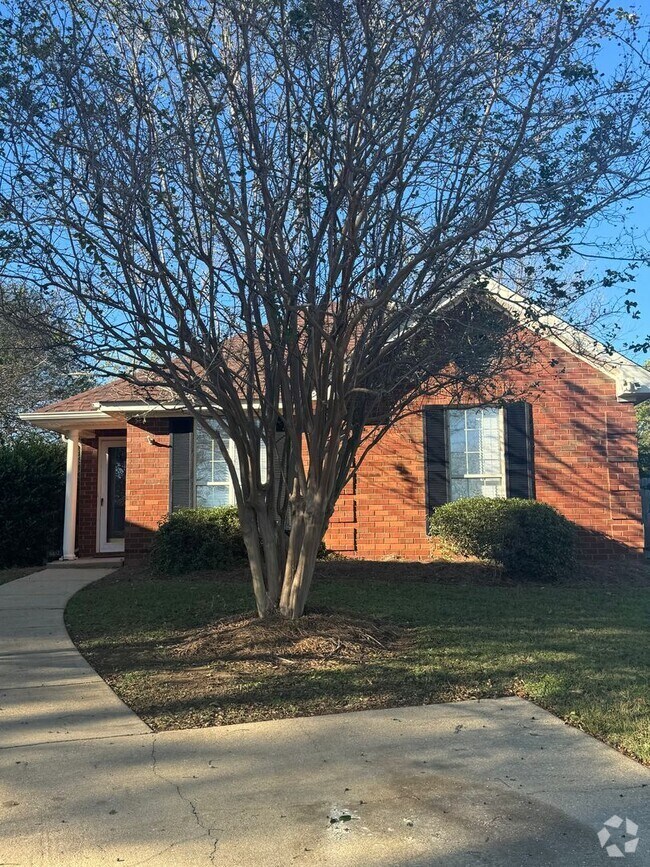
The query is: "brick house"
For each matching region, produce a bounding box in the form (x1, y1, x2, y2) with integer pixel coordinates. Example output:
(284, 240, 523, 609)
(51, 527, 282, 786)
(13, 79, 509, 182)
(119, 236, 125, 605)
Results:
(20, 285, 650, 561)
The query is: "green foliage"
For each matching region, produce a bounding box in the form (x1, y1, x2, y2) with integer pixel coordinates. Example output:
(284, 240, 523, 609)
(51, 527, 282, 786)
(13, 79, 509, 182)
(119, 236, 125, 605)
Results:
(150, 506, 247, 575)
(429, 497, 576, 581)
(0, 436, 65, 567)
(637, 401, 650, 477)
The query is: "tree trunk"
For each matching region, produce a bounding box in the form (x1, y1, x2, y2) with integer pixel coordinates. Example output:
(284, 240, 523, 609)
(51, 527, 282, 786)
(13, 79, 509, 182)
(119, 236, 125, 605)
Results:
(279, 501, 326, 618)
(240, 491, 328, 620)
(239, 505, 281, 617)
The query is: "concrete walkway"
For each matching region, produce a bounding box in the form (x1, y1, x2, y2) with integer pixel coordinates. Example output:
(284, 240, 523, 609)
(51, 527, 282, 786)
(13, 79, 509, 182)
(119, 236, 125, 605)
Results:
(0, 566, 150, 747)
(1, 568, 649, 865)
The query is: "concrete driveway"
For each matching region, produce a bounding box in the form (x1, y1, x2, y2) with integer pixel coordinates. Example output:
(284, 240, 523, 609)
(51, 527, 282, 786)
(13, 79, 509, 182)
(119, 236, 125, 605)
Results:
(1, 567, 648, 866)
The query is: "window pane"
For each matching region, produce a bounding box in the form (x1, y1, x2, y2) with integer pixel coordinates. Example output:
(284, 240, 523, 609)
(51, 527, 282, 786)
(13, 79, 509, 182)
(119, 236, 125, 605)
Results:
(451, 478, 469, 500)
(466, 427, 480, 453)
(196, 483, 230, 508)
(482, 457, 502, 476)
(448, 407, 505, 502)
(450, 452, 466, 476)
(465, 478, 485, 497)
(481, 478, 504, 498)
(194, 431, 213, 486)
(211, 441, 230, 483)
(448, 410, 465, 433)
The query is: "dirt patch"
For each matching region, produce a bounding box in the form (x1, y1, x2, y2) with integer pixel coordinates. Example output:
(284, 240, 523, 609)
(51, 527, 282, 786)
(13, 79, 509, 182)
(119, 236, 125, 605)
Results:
(174, 610, 405, 669)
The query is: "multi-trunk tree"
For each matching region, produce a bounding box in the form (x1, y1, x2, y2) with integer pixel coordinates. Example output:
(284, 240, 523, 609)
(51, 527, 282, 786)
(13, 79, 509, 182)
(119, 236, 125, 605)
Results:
(0, 0, 648, 616)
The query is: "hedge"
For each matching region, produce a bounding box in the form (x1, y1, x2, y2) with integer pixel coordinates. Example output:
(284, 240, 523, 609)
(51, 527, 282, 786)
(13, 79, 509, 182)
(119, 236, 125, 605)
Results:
(150, 506, 248, 574)
(0, 436, 66, 567)
(429, 497, 576, 581)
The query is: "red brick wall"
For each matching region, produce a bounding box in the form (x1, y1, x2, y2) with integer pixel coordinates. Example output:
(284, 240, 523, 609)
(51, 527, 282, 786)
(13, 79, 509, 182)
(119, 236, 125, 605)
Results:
(76, 429, 126, 557)
(124, 417, 171, 555)
(325, 336, 644, 559)
(73, 333, 644, 561)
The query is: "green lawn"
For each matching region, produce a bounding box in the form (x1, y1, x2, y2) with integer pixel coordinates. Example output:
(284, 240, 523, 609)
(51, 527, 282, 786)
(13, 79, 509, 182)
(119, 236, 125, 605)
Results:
(65, 561, 650, 764)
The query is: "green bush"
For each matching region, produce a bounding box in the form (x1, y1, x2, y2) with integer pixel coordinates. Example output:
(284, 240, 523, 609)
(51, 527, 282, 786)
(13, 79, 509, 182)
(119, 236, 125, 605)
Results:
(429, 497, 576, 581)
(150, 506, 247, 574)
(0, 436, 66, 567)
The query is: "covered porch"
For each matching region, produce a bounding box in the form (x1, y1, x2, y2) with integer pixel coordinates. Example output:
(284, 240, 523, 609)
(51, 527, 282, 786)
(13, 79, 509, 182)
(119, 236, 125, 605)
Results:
(19, 410, 128, 560)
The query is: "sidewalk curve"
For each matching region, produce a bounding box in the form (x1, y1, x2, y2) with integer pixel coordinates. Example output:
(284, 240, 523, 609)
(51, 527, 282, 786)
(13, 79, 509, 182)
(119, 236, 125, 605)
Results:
(0, 565, 150, 747)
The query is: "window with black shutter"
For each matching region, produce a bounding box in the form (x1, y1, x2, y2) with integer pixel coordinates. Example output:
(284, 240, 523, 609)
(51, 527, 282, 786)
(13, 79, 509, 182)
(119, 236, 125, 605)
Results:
(504, 402, 535, 499)
(424, 402, 535, 523)
(169, 417, 194, 511)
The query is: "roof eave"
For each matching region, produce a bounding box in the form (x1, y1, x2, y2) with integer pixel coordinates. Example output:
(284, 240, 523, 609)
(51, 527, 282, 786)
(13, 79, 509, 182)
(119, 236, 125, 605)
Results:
(94, 401, 187, 417)
(617, 385, 650, 404)
(18, 409, 126, 434)
(483, 280, 650, 400)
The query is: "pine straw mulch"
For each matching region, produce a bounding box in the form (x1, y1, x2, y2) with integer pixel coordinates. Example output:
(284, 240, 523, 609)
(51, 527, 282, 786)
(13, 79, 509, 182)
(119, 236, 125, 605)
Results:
(174, 610, 404, 669)
(94, 609, 421, 731)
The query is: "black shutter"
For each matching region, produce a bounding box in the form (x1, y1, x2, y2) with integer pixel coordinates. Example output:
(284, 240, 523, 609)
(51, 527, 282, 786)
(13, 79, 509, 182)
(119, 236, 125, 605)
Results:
(505, 402, 534, 499)
(423, 406, 449, 520)
(170, 417, 194, 511)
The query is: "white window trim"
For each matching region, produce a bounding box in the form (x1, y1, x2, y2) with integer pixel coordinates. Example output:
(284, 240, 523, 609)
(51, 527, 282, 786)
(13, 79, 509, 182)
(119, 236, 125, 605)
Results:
(447, 407, 506, 500)
(194, 424, 237, 507)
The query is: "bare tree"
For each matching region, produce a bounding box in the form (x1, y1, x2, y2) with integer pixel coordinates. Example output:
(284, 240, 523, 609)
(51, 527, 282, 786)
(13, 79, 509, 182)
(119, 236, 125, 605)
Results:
(0, 287, 92, 442)
(0, 0, 648, 616)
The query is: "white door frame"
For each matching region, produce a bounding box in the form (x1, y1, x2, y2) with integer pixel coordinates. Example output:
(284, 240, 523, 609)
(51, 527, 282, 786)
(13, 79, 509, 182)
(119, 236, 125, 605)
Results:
(96, 437, 127, 554)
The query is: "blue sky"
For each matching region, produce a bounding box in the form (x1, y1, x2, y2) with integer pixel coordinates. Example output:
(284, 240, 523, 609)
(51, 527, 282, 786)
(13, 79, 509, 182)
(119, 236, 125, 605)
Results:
(586, 199, 650, 363)
(582, 16, 650, 363)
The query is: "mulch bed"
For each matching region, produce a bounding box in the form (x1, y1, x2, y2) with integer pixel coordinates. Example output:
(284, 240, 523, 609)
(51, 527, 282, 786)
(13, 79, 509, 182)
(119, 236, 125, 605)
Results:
(174, 610, 405, 669)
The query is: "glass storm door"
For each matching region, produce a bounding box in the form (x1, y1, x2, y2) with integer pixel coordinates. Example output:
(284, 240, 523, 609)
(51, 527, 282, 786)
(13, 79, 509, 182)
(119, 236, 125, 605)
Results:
(98, 439, 127, 553)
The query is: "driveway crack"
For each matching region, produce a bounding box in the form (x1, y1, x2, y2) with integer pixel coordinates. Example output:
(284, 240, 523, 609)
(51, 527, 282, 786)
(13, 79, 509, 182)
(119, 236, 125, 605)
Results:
(150, 735, 219, 863)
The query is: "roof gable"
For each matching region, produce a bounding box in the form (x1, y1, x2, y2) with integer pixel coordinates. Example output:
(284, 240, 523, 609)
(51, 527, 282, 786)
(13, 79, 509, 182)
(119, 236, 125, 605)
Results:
(481, 280, 650, 400)
(20, 281, 650, 430)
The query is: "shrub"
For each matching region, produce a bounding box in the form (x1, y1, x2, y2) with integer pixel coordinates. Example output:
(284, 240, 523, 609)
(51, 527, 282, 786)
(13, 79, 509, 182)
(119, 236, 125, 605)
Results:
(429, 497, 576, 581)
(0, 436, 66, 567)
(150, 506, 247, 574)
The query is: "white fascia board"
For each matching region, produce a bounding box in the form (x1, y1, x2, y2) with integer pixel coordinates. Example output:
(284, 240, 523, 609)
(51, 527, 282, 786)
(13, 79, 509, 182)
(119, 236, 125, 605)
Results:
(484, 280, 650, 401)
(95, 399, 267, 414)
(94, 401, 186, 416)
(18, 409, 124, 432)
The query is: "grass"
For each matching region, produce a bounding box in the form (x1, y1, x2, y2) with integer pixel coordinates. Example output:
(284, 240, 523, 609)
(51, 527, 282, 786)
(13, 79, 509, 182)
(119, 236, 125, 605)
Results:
(0, 566, 42, 586)
(65, 559, 650, 764)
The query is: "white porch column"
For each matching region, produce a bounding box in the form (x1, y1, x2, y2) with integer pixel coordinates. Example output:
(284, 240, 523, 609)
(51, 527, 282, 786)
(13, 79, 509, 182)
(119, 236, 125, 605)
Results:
(61, 429, 80, 561)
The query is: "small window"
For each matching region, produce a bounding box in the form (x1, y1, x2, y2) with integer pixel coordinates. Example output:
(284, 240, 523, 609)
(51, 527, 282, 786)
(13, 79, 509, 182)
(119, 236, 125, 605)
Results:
(447, 407, 506, 501)
(195, 421, 236, 507)
(194, 420, 268, 508)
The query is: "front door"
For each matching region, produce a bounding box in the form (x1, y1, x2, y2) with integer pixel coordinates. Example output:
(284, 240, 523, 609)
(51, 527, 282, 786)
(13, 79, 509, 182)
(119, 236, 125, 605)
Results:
(97, 439, 127, 553)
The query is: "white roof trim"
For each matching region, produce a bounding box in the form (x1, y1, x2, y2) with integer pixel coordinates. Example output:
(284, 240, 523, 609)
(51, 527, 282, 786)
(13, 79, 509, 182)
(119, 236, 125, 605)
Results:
(18, 409, 124, 433)
(482, 280, 650, 402)
(95, 401, 186, 416)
